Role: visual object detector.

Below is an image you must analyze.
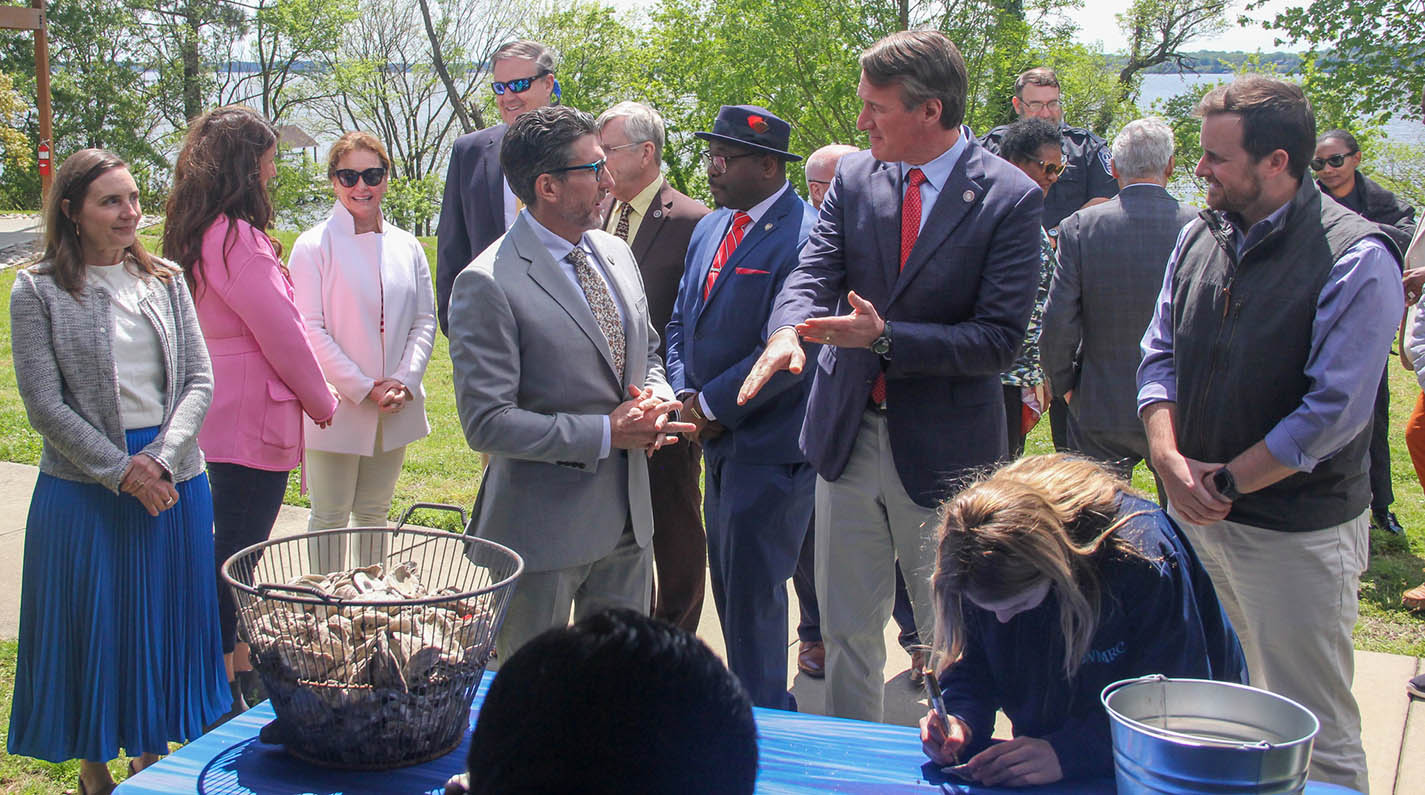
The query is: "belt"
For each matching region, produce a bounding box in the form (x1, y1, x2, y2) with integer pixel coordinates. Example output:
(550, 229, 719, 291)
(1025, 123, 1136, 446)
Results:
(867, 397, 888, 414)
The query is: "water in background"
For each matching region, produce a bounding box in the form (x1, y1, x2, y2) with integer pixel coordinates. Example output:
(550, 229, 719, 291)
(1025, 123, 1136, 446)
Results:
(1136, 73, 1424, 146)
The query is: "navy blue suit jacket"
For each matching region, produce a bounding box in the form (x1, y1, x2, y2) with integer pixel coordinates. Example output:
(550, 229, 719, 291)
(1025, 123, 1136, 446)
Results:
(767, 139, 1044, 506)
(666, 186, 818, 464)
(436, 123, 508, 335)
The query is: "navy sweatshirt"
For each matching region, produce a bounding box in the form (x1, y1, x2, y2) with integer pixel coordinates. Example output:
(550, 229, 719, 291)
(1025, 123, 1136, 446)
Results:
(937, 495, 1248, 780)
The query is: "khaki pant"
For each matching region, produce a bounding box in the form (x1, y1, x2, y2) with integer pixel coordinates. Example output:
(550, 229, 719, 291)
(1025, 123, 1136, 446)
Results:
(815, 410, 940, 722)
(304, 424, 407, 573)
(1173, 507, 1371, 794)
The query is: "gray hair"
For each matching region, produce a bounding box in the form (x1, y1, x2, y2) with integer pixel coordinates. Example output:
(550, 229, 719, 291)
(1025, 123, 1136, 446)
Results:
(1111, 118, 1175, 180)
(501, 106, 596, 208)
(805, 144, 859, 183)
(596, 101, 666, 161)
(492, 40, 558, 75)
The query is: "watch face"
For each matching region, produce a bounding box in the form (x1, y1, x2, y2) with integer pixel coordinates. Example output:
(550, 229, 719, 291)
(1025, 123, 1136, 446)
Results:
(872, 337, 889, 355)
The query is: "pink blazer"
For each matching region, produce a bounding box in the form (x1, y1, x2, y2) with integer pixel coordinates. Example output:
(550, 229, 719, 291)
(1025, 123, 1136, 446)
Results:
(193, 216, 338, 471)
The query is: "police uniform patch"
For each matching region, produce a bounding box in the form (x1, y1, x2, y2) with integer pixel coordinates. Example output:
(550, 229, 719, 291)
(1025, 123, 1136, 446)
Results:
(1098, 147, 1113, 176)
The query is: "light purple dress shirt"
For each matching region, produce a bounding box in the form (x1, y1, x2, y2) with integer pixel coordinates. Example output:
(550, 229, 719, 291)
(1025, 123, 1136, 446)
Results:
(1136, 198, 1403, 471)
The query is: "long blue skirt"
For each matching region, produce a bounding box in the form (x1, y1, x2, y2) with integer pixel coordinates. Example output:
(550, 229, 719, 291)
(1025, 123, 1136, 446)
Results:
(7, 427, 231, 763)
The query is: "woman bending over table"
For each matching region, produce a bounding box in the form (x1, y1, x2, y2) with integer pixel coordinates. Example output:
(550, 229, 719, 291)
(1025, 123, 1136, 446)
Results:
(289, 131, 435, 572)
(919, 454, 1247, 786)
(8, 149, 229, 794)
(163, 106, 339, 723)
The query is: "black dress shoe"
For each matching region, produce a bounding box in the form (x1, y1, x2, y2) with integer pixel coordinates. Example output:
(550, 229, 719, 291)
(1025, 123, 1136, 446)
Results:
(203, 680, 250, 733)
(1374, 508, 1406, 536)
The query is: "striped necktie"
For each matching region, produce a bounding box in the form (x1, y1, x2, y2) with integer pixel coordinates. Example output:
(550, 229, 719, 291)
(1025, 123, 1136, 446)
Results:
(703, 211, 752, 300)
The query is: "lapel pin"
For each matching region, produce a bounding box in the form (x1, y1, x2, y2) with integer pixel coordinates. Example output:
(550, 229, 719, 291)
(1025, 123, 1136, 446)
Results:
(764, 223, 773, 231)
(652, 209, 663, 218)
(962, 190, 975, 203)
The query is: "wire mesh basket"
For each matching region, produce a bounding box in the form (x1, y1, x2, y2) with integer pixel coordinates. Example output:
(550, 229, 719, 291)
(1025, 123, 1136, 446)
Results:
(220, 505, 522, 769)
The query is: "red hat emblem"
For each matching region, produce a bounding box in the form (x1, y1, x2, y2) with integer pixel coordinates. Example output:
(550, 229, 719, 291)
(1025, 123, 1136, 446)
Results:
(747, 115, 770, 134)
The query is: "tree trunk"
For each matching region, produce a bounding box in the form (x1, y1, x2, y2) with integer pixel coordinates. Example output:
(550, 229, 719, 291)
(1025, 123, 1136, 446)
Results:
(415, 0, 475, 133)
(181, 4, 203, 124)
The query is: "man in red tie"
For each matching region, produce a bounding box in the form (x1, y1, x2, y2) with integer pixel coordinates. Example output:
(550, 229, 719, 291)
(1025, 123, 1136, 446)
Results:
(740, 32, 1044, 722)
(664, 105, 819, 710)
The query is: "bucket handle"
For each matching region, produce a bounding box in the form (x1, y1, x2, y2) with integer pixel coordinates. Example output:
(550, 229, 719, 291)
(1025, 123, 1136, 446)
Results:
(1101, 675, 1283, 751)
(255, 582, 343, 603)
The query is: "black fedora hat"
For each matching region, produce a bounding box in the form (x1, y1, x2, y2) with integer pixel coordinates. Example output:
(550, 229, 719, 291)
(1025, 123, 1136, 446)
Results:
(694, 105, 802, 162)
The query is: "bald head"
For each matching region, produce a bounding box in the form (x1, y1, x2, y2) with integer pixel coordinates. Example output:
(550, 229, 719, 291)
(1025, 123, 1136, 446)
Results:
(805, 144, 859, 209)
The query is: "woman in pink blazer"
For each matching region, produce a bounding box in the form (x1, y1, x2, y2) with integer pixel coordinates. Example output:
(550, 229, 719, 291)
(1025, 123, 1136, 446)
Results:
(162, 106, 338, 724)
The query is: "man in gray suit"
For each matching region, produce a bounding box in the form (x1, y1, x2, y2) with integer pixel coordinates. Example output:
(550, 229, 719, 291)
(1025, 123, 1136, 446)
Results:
(448, 106, 693, 657)
(1041, 117, 1196, 481)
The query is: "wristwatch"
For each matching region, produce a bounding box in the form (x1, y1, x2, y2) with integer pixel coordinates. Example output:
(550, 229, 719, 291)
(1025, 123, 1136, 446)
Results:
(1210, 467, 1242, 502)
(870, 321, 893, 359)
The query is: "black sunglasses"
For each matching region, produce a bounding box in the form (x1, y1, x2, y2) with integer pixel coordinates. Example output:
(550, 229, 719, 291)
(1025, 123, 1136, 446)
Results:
(1310, 151, 1357, 171)
(548, 158, 606, 181)
(491, 73, 548, 96)
(334, 167, 387, 187)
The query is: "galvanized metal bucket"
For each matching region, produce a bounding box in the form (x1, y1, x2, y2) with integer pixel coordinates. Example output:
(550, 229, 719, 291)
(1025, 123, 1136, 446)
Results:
(1101, 675, 1319, 794)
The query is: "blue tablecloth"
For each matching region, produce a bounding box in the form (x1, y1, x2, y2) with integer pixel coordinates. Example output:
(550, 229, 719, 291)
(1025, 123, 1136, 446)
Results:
(113, 672, 1356, 794)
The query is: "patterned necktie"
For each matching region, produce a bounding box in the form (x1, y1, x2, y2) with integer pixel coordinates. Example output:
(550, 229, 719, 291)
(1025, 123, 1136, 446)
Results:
(613, 202, 633, 241)
(871, 167, 928, 406)
(567, 246, 625, 381)
(899, 167, 926, 269)
(703, 211, 753, 300)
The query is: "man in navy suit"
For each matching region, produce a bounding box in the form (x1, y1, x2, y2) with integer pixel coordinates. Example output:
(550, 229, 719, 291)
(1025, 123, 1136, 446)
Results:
(741, 31, 1044, 722)
(436, 40, 559, 335)
(665, 105, 817, 710)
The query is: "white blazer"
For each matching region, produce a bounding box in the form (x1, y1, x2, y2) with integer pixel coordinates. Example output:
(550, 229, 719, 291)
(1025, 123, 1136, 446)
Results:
(289, 202, 436, 455)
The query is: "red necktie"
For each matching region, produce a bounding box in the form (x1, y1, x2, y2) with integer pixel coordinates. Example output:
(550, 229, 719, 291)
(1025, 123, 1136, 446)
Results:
(703, 211, 752, 300)
(871, 168, 927, 406)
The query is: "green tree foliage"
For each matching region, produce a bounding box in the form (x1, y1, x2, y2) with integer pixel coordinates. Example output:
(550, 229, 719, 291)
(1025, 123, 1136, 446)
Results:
(384, 172, 443, 235)
(0, 71, 31, 209)
(0, 0, 165, 210)
(1253, 0, 1424, 124)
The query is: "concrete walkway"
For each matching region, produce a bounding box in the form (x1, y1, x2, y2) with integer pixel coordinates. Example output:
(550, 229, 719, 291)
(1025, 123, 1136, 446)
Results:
(0, 459, 1419, 792)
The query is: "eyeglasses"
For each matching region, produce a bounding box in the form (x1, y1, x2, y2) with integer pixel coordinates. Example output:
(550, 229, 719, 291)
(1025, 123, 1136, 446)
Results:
(806, 179, 831, 185)
(491, 73, 548, 96)
(548, 158, 607, 181)
(333, 167, 387, 187)
(1309, 151, 1357, 171)
(604, 141, 646, 153)
(1020, 99, 1062, 113)
(700, 150, 762, 176)
(1038, 160, 1066, 178)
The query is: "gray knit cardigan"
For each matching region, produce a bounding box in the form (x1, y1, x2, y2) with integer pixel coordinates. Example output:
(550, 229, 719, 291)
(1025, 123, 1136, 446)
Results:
(10, 258, 212, 492)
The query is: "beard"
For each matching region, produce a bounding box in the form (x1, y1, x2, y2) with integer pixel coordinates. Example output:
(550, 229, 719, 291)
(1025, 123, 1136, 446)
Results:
(1205, 169, 1263, 217)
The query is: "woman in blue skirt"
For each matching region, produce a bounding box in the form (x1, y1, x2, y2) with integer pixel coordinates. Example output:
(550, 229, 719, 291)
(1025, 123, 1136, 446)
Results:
(7, 149, 229, 794)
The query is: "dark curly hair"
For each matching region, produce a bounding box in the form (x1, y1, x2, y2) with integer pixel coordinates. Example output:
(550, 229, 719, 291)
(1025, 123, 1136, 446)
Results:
(997, 117, 1064, 165)
(161, 105, 281, 294)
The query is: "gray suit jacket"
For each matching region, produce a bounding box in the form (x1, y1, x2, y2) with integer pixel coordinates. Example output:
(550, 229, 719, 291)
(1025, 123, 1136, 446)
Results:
(448, 213, 671, 572)
(11, 261, 212, 492)
(1041, 183, 1198, 435)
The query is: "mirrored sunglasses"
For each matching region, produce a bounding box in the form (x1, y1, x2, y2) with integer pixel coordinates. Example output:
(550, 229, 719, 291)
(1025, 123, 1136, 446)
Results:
(491, 74, 546, 96)
(334, 167, 387, 187)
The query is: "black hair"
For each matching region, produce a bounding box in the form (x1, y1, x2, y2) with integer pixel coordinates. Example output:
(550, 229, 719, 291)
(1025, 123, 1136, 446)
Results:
(464, 609, 758, 795)
(1316, 128, 1359, 153)
(500, 106, 597, 208)
(998, 117, 1064, 164)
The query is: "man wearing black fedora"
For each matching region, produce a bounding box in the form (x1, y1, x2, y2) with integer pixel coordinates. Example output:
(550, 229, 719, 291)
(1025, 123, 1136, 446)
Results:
(665, 105, 819, 709)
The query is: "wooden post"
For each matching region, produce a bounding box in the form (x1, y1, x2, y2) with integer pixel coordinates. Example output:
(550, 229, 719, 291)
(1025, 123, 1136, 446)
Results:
(33, 0, 51, 202)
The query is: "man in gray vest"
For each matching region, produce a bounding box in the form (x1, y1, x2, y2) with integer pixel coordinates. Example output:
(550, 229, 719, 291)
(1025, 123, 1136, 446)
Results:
(1042, 117, 1196, 483)
(1137, 76, 1402, 793)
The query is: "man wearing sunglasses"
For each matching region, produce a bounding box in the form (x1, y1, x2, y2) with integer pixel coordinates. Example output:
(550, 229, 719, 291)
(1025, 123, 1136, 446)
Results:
(448, 106, 694, 658)
(595, 101, 711, 637)
(436, 39, 560, 336)
(664, 105, 818, 711)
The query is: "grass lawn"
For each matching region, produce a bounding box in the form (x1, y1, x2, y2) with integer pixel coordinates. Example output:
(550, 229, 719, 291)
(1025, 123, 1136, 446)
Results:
(0, 234, 1423, 790)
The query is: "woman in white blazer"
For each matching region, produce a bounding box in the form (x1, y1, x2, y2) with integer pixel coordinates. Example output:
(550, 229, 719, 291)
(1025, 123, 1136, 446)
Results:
(289, 132, 436, 572)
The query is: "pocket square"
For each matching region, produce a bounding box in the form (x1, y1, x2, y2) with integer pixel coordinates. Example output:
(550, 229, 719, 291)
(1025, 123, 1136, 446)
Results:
(734, 267, 770, 275)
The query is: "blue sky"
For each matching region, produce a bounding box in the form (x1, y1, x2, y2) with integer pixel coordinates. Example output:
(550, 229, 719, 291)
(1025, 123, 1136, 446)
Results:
(1067, 0, 1305, 53)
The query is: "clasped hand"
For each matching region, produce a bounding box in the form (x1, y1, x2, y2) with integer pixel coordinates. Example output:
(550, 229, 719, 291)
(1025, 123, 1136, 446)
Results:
(920, 712, 1063, 787)
(738, 291, 882, 405)
(368, 377, 411, 415)
(610, 385, 695, 456)
(119, 453, 179, 517)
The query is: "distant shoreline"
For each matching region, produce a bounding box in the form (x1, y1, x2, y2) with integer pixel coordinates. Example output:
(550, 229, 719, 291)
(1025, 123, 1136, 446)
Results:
(1105, 50, 1303, 75)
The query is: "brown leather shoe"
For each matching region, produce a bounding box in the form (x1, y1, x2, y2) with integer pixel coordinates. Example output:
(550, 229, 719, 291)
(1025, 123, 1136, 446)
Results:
(1404, 581, 1425, 612)
(909, 649, 927, 686)
(796, 641, 825, 678)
